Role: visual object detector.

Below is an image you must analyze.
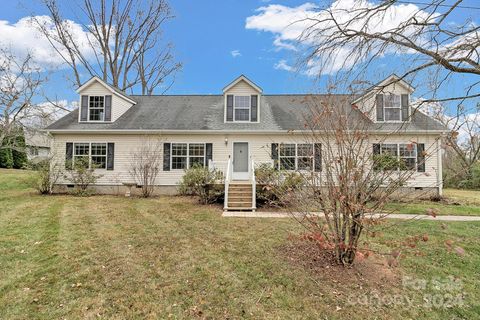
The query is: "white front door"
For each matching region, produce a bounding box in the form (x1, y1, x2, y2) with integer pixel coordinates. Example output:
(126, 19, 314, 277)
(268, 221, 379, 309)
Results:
(232, 142, 249, 180)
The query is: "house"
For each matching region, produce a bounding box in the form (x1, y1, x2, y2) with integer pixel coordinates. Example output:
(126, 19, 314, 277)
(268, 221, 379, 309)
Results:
(46, 75, 447, 211)
(25, 130, 51, 162)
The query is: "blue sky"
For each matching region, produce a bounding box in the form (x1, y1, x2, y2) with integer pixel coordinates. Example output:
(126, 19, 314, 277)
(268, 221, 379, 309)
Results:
(0, 0, 479, 110)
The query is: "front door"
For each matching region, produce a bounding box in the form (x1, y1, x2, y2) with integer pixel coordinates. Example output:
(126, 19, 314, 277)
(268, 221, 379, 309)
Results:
(233, 142, 249, 180)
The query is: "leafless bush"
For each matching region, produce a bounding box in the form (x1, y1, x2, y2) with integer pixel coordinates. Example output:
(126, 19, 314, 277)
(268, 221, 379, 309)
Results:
(29, 156, 63, 194)
(129, 137, 163, 197)
(283, 92, 439, 266)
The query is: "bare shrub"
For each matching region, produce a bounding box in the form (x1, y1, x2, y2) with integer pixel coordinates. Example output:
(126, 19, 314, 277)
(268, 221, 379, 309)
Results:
(129, 137, 163, 197)
(29, 157, 62, 194)
(283, 93, 439, 266)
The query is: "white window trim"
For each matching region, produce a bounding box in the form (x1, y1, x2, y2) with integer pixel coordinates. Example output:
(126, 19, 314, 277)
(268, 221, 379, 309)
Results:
(170, 142, 206, 171)
(73, 142, 108, 170)
(376, 94, 409, 123)
(223, 94, 261, 123)
(378, 143, 418, 171)
(233, 95, 251, 122)
(278, 143, 315, 171)
(88, 95, 106, 122)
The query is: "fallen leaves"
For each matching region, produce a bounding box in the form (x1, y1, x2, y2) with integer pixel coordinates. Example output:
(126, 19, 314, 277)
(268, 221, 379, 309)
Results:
(454, 246, 466, 257)
(426, 208, 438, 218)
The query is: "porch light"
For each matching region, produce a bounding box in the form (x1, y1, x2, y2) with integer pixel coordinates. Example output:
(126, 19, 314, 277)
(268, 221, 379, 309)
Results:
(224, 138, 228, 146)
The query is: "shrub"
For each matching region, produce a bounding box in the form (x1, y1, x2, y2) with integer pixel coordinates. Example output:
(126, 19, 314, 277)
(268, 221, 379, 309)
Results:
(178, 164, 223, 204)
(254, 163, 304, 207)
(458, 162, 480, 190)
(0, 147, 14, 168)
(129, 138, 163, 198)
(12, 133, 28, 169)
(64, 157, 103, 196)
(372, 153, 403, 171)
(28, 158, 62, 194)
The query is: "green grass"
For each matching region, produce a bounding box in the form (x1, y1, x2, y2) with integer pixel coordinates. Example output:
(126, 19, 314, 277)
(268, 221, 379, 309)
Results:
(1, 169, 479, 319)
(385, 188, 480, 216)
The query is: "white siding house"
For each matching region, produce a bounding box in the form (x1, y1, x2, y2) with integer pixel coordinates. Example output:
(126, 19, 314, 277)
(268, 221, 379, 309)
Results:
(46, 75, 447, 210)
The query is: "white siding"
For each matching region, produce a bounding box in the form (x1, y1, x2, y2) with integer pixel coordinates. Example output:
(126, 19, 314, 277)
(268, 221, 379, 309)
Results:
(51, 132, 442, 189)
(79, 82, 134, 122)
(224, 79, 260, 96)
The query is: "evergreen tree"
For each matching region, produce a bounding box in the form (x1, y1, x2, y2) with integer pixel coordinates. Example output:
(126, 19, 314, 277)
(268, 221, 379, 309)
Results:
(12, 130, 28, 169)
(0, 147, 14, 168)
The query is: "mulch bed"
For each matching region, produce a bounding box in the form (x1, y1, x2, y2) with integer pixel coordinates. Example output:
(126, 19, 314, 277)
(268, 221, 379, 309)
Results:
(279, 237, 401, 293)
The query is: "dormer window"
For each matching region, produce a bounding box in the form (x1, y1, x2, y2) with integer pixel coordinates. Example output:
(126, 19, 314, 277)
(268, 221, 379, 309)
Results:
(223, 75, 262, 123)
(225, 94, 258, 122)
(234, 96, 250, 121)
(89, 96, 105, 121)
(384, 94, 401, 121)
(376, 93, 409, 122)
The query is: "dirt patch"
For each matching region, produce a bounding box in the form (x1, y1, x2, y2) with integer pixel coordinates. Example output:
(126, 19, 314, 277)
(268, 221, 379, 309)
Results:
(279, 238, 401, 294)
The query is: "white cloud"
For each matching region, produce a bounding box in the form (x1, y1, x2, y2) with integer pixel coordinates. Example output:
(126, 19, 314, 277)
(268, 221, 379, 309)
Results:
(0, 16, 94, 70)
(274, 59, 293, 72)
(246, 1, 435, 75)
(230, 50, 242, 58)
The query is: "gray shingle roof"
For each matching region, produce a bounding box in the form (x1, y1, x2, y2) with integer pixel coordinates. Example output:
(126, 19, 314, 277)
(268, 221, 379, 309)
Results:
(46, 94, 446, 132)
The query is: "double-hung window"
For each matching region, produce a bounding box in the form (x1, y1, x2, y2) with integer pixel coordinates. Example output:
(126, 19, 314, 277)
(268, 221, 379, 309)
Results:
(377, 143, 417, 171)
(399, 144, 417, 170)
(91, 143, 107, 169)
(89, 96, 105, 121)
(73, 143, 107, 169)
(189, 143, 205, 167)
(73, 143, 90, 167)
(234, 96, 250, 121)
(172, 143, 188, 170)
(297, 144, 314, 170)
(279, 144, 296, 170)
(171, 143, 205, 170)
(279, 143, 314, 171)
(383, 94, 401, 121)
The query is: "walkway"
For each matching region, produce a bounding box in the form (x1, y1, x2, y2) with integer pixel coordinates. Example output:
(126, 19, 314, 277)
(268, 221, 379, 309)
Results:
(222, 211, 480, 221)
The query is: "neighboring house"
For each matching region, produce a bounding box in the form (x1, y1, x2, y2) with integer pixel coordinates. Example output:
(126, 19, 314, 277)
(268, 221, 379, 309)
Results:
(25, 130, 51, 162)
(46, 75, 447, 211)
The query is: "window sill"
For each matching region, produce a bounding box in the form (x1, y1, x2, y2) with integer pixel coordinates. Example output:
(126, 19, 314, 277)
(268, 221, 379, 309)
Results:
(78, 120, 112, 123)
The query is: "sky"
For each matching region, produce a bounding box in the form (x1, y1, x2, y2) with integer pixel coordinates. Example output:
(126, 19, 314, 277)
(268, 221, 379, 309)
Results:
(0, 0, 479, 110)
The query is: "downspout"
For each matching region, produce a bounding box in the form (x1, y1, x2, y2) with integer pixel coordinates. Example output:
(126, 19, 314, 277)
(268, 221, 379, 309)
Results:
(437, 137, 443, 196)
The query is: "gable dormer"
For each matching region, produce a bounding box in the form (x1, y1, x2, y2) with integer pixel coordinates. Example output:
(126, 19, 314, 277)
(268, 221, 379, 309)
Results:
(77, 76, 136, 123)
(223, 75, 262, 123)
(353, 74, 414, 123)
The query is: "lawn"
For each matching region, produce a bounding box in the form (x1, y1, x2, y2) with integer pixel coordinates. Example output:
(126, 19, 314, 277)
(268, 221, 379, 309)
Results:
(1, 169, 479, 319)
(385, 188, 480, 216)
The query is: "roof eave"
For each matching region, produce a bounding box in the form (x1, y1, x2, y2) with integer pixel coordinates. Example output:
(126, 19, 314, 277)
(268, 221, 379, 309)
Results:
(45, 128, 447, 135)
(76, 76, 137, 105)
(352, 74, 415, 104)
(222, 75, 263, 94)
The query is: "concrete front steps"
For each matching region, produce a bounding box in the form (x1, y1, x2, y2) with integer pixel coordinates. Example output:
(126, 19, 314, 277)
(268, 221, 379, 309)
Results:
(224, 182, 256, 212)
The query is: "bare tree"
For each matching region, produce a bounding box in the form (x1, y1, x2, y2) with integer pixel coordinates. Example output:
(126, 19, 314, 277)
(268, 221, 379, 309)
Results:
(422, 100, 479, 186)
(279, 91, 440, 266)
(34, 0, 181, 93)
(297, 0, 479, 106)
(129, 137, 163, 197)
(0, 48, 46, 151)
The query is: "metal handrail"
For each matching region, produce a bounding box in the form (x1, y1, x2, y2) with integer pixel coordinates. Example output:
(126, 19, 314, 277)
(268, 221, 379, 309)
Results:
(224, 156, 232, 210)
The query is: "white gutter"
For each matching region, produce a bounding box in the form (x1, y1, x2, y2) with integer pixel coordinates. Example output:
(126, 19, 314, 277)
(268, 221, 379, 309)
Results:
(44, 129, 447, 135)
